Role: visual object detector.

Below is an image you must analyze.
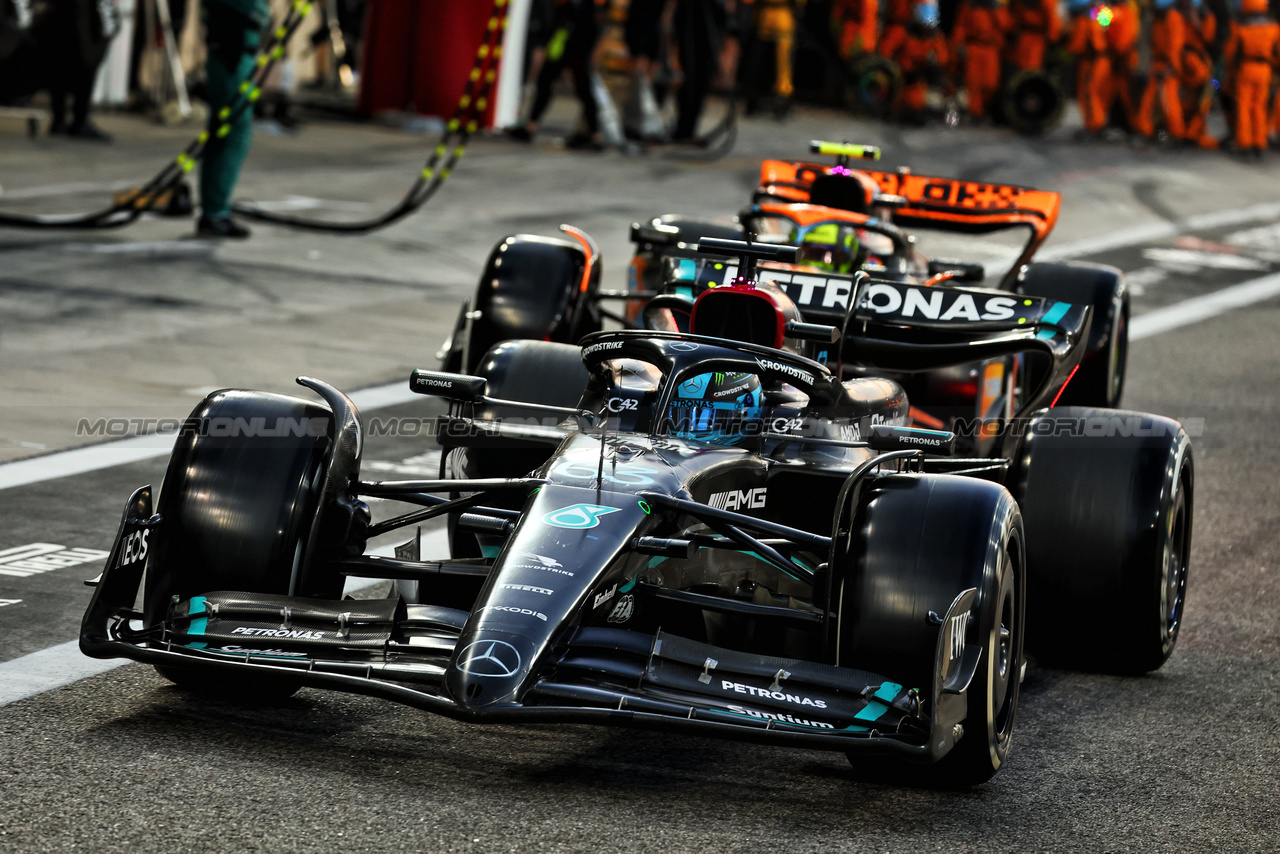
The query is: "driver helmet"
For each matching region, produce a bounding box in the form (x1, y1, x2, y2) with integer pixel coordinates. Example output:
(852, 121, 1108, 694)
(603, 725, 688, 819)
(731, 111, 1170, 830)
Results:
(668, 371, 764, 445)
(791, 222, 862, 273)
(912, 0, 941, 28)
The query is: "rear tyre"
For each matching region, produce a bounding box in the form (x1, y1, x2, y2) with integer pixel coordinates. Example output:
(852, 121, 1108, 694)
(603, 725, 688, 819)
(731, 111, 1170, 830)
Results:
(1010, 407, 1194, 674)
(629, 216, 745, 295)
(1018, 262, 1129, 407)
(462, 234, 599, 374)
(144, 390, 340, 700)
(836, 474, 1025, 787)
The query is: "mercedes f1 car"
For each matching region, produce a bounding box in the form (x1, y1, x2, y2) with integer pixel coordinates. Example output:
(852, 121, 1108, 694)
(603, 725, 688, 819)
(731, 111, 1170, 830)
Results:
(439, 142, 1129, 458)
(82, 239, 1192, 787)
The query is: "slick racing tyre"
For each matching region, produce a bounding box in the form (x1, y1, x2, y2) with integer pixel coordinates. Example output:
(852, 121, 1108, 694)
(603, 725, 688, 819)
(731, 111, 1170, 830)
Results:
(1000, 70, 1065, 135)
(144, 390, 340, 700)
(458, 234, 601, 374)
(844, 55, 903, 119)
(1018, 261, 1129, 408)
(1010, 407, 1194, 675)
(835, 474, 1025, 787)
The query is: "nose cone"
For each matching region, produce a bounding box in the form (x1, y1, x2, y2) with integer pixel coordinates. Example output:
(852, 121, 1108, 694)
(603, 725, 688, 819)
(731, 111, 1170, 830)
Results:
(446, 630, 538, 709)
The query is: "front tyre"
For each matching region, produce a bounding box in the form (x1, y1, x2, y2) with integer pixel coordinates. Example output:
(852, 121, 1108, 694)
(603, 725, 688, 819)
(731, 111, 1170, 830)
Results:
(836, 474, 1025, 787)
(144, 390, 339, 700)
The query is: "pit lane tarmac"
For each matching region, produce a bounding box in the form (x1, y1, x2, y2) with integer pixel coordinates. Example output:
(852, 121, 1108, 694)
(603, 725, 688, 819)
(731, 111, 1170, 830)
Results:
(1, 239, 1278, 853)
(2, 110, 1279, 852)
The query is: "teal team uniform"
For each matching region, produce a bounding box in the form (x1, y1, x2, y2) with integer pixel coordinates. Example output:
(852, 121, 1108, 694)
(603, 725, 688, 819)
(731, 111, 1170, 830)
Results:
(200, 0, 270, 218)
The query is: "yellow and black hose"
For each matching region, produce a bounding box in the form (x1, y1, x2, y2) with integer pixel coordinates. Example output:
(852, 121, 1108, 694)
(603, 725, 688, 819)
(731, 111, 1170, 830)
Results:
(0, 0, 315, 229)
(232, 0, 510, 233)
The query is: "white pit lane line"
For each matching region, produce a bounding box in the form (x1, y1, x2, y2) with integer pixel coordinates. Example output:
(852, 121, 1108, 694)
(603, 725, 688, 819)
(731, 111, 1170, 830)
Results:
(4, 239, 1280, 706)
(0, 381, 423, 492)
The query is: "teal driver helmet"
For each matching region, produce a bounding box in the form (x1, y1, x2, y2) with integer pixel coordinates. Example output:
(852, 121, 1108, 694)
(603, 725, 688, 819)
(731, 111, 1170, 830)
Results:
(668, 371, 764, 445)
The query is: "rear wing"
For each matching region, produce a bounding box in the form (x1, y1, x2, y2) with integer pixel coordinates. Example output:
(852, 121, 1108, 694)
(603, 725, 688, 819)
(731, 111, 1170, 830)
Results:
(678, 258, 1088, 411)
(753, 160, 1061, 286)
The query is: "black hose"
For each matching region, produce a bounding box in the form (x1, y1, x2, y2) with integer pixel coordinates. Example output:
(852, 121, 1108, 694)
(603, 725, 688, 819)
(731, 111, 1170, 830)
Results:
(231, 0, 510, 233)
(0, 1, 314, 230)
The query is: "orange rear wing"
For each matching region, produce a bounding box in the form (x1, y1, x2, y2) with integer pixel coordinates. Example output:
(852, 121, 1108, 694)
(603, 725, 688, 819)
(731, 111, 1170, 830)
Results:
(753, 161, 1061, 283)
(860, 170, 1060, 241)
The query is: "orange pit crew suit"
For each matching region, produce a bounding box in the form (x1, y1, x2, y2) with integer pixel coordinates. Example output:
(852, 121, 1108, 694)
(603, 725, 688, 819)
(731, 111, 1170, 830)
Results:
(1181, 0, 1219, 148)
(1008, 0, 1061, 72)
(1067, 1, 1110, 133)
(1104, 0, 1142, 131)
(882, 4, 950, 115)
(833, 0, 879, 59)
(1225, 0, 1280, 154)
(952, 0, 1012, 119)
(1135, 0, 1187, 139)
(879, 0, 913, 58)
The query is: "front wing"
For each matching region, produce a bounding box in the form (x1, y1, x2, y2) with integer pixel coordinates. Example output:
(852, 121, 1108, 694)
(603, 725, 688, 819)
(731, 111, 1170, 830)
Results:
(80, 485, 979, 762)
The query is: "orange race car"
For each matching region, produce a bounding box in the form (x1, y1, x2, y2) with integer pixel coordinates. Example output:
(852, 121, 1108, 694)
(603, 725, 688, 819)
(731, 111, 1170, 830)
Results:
(438, 141, 1128, 456)
(622, 141, 1128, 454)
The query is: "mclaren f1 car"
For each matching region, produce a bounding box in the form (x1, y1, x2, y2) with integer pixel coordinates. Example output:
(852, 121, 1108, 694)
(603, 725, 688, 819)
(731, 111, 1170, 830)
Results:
(82, 239, 1192, 788)
(439, 142, 1129, 456)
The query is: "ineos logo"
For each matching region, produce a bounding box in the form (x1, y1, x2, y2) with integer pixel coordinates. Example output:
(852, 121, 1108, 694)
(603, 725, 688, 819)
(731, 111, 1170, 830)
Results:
(118, 530, 149, 567)
(456, 640, 522, 678)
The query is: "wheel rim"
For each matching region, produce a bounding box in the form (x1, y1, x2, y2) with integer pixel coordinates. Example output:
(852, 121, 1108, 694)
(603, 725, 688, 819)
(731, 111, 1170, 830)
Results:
(1108, 303, 1129, 406)
(1160, 490, 1189, 653)
(990, 548, 1017, 745)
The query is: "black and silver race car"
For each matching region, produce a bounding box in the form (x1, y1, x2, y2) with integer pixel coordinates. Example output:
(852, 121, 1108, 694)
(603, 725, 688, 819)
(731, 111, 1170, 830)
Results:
(82, 240, 1192, 787)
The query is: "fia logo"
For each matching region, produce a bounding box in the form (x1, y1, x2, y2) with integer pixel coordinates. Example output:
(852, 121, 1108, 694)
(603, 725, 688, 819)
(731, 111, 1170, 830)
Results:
(543, 504, 621, 529)
(607, 594, 634, 624)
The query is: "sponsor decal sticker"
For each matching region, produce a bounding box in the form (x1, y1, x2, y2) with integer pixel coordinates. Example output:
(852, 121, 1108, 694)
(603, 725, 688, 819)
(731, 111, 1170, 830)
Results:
(484, 605, 548, 622)
(543, 504, 622, 529)
(230, 627, 326, 640)
(856, 283, 1021, 322)
(510, 553, 576, 577)
(707, 487, 767, 511)
(754, 358, 814, 386)
(593, 584, 618, 610)
(118, 530, 150, 567)
(725, 704, 835, 729)
(949, 611, 971, 662)
(415, 376, 456, 389)
(499, 583, 554, 596)
(216, 645, 309, 658)
(582, 340, 625, 356)
(720, 679, 829, 708)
